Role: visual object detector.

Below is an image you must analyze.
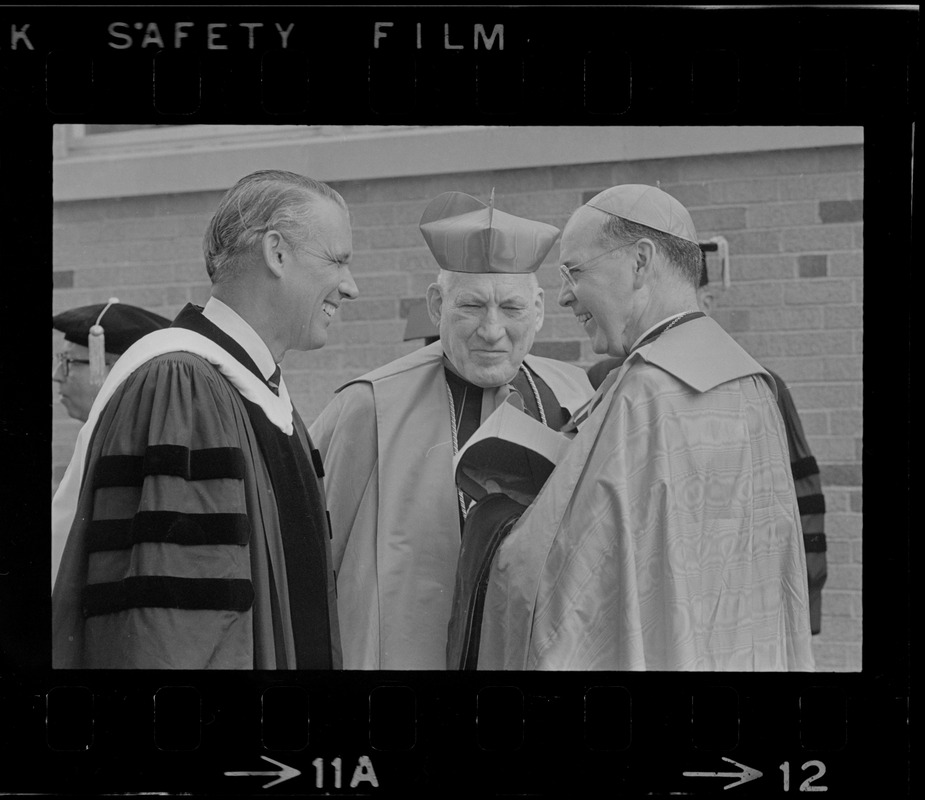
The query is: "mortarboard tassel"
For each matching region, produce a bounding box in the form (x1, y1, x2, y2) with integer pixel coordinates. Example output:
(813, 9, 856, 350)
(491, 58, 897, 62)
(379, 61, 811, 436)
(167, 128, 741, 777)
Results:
(88, 297, 119, 387)
(707, 236, 730, 289)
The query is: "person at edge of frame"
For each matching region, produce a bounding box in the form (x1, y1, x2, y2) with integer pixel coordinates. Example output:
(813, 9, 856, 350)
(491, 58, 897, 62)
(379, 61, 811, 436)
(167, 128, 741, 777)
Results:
(52, 170, 357, 669)
(51, 299, 172, 585)
(310, 190, 594, 669)
(584, 256, 828, 637)
(52, 300, 172, 423)
(448, 184, 815, 671)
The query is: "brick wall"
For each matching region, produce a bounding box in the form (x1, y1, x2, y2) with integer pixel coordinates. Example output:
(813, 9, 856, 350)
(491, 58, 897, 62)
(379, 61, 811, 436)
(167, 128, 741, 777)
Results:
(52, 143, 863, 670)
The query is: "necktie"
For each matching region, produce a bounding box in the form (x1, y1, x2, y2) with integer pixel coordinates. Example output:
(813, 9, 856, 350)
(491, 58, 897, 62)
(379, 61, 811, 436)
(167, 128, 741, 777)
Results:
(267, 365, 281, 396)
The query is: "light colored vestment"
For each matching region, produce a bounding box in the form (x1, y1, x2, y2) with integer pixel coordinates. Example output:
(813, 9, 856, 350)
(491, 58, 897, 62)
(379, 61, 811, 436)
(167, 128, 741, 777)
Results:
(310, 341, 593, 669)
(478, 316, 816, 671)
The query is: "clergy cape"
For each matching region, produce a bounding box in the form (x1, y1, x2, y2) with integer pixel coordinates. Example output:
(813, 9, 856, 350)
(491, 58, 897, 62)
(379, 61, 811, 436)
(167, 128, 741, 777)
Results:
(584, 359, 828, 635)
(478, 316, 816, 671)
(309, 341, 593, 670)
(52, 305, 341, 669)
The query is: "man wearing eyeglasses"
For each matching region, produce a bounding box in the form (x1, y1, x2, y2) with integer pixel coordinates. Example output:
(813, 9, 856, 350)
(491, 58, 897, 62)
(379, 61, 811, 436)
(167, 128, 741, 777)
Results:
(52, 170, 357, 670)
(52, 301, 171, 422)
(475, 184, 815, 671)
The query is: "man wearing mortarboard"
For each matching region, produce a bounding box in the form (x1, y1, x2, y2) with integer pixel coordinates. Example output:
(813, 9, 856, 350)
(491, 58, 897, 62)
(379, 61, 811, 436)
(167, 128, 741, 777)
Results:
(51, 299, 172, 584)
(52, 299, 172, 423)
(310, 191, 594, 669)
(475, 185, 815, 671)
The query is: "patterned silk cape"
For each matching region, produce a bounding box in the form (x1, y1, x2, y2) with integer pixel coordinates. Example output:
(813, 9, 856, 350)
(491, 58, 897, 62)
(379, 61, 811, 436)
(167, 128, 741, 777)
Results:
(478, 316, 816, 671)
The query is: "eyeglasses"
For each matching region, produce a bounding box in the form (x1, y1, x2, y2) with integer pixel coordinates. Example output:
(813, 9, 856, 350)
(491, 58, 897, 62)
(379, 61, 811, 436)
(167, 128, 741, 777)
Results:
(559, 240, 639, 287)
(52, 352, 90, 379)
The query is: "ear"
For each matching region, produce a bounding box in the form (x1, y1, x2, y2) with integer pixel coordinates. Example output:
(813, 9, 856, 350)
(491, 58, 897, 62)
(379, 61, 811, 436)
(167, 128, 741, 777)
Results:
(632, 238, 656, 290)
(696, 285, 716, 316)
(262, 230, 287, 278)
(533, 285, 545, 333)
(425, 283, 444, 327)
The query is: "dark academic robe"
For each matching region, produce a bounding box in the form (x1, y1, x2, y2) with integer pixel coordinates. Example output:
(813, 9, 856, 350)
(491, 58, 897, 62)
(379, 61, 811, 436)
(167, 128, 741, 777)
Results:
(766, 369, 827, 634)
(52, 304, 341, 669)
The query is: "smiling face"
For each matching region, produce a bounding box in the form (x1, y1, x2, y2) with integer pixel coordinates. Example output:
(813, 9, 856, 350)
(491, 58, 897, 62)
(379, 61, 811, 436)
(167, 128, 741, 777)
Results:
(427, 271, 544, 388)
(557, 207, 642, 358)
(280, 198, 357, 353)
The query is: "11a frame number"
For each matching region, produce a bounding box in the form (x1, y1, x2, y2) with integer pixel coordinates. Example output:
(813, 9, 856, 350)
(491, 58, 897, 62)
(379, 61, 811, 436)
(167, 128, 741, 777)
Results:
(312, 756, 379, 789)
(780, 760, 827, 792)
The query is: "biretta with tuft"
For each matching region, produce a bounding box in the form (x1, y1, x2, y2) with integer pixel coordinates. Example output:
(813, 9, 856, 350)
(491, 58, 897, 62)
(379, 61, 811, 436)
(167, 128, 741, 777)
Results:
(420, 191, 560, 274)
(584, 184, 699, 244)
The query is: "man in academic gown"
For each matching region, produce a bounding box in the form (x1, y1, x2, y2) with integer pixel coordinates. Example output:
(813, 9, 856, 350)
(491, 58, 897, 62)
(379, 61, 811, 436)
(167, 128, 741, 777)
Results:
(695, 268, 828, 636)
(52, 170, 357, 669)
(310, 191, 594, 669)
(474, 184, 815, 671)
(51, 300, 172, 584)
(52, 300, 171, 423)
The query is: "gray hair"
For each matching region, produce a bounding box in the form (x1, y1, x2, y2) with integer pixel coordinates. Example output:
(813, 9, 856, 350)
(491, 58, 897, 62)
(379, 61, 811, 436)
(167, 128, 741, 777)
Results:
(597, 214, 703, 287)
(203, 170, 347, 284)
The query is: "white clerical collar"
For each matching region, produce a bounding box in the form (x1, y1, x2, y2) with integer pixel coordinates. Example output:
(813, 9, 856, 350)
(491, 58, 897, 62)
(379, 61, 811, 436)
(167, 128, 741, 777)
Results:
(630, 312, 692, 352)
(203, 297, 277, 381)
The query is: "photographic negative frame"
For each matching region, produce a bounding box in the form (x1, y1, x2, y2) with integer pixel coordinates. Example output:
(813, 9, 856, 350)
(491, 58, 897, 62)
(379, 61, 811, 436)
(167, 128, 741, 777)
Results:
(1, 4, 913, 797)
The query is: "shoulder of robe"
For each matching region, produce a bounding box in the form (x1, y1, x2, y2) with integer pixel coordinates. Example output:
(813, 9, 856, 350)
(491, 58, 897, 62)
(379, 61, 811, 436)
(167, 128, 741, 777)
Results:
(526, 354, 592, 383)
(122, 351, 236, 391)
(335, 342, 443, 392)
(608, 358, 682, 406)
(310, 379, 376, 444)
(104, 351, 247, 423)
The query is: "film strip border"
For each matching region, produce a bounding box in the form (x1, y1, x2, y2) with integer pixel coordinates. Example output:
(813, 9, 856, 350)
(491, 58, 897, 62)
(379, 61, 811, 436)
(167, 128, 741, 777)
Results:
(0, 7, 915, 120)
(0, 676, 908, 795)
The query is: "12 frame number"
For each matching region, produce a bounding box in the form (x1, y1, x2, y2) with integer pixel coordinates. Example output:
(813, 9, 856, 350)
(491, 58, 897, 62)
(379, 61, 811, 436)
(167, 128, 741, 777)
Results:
(780, 760, 827, 792)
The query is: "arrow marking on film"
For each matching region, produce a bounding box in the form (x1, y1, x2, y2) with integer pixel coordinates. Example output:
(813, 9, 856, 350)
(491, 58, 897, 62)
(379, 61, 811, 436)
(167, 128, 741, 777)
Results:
(225, 755, 300, 789)
(683, 756, 763, 789)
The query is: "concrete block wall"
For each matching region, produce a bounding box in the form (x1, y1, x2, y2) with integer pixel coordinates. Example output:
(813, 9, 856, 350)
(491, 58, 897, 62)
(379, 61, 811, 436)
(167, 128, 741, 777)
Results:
(52, 143, 863, 670)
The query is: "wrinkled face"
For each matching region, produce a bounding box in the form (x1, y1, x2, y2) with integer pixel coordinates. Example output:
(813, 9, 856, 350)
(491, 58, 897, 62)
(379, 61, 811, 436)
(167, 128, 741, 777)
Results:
(557, 208, 639, 357)
(281, 198, 357, 352)
(429, 272, 544, 387)
(52, 342, 101, 422)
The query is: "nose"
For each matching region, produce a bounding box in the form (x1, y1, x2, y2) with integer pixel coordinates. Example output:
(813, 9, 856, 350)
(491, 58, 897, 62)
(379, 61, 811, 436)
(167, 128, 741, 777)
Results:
(52, 359, 65, 383)
(476, 308, 505, 343)
(557, 279, 575, 308)
(339, 266, 359, 300)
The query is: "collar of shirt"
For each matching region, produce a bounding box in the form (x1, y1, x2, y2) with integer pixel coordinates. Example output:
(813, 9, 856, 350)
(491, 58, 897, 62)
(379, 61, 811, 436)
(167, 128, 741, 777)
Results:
(630, 312, 693, 353)
(202, 297, 277, 382)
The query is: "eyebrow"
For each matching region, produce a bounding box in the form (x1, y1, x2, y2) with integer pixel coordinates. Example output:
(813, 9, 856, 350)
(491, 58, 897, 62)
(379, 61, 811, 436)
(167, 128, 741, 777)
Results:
(327, 248, 352, 265)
